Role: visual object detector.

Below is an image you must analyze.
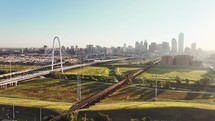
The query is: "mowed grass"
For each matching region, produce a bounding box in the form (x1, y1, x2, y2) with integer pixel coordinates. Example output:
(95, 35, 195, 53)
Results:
(101, 85, 215, 104)
(86, 101, 215, 111)
(82, 102, 215, 121)
(0, 78, 111, 103)
(138, 67, 208, 81)
(117, 66, 207, 81)
(110, 60, 147, 66)
(0, 64, 35, 72)
(0, 97, 71, 112)
(118, 67, 141, 75)
(64, 66, 109, 76)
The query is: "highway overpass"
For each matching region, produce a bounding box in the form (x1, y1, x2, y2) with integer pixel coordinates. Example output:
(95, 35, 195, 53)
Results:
(0, 58, 128, 88)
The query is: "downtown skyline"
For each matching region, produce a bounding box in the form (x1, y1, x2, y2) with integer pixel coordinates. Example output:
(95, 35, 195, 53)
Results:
(0, 0, 215, 50)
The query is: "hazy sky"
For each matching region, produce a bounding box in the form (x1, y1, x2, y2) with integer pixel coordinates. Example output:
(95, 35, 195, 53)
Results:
(0, 0, 215, 50)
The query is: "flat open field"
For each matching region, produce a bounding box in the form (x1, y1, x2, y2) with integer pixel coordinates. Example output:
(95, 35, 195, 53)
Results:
(0, 78, 111, 102)
(118, 67, 208, 81)
(0, 64, 35, 73)
(0, 76, 214, 120)
(64, 66, 109, 76)
(87, 101, 215, 111)
(138, 67, 208, 81)
(101, 85, 215, 104)
(0, 97, 71, 112)
(110, 59, 147, 66)
(117, 67, 141, 75)
(80, 102, 215, 121)
(0, 104, 59, 121)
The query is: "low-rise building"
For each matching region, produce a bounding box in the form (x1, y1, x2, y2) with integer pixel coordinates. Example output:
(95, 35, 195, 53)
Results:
(161, 55, 202, 66)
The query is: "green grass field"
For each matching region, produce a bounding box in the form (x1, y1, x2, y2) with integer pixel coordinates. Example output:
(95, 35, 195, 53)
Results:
(101, 85, 215, 104)
(0, 78, 111, 102)
(0, 61, 214, 121)
(64, 66, 109, 76)
(0, 97, 71, 112)
(0, 64, 35, 73)
(81, 101, 215, 121)
(117, 67, 208, 81)
(87, 101, 215, 111)
(117, 67, 141, 75)
(0, 75, 214, 121)
(138, 67, 208, 81)
(110, 60, 148, 66)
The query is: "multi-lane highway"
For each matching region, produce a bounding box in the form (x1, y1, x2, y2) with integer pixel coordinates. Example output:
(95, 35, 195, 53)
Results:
(0, 58, 127, 88)
(0, 62, 65, 78)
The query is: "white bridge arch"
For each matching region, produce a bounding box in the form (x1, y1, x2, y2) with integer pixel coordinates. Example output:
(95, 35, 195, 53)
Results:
(51, 36, 64, 74)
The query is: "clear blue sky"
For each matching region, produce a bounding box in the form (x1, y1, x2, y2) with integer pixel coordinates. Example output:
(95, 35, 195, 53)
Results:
(0, 0, 215, 50)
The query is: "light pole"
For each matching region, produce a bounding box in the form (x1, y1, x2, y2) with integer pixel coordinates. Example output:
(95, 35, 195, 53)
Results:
(77, 75, 81, 101)
(153, 74, 157, 101)
(12, 104, 15, 119)
(40, 107, 42, 121)
(10, 61, 12, 79)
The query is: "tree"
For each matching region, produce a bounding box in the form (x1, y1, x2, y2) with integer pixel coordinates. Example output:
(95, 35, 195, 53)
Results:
(175, 76, 181, 84)
(164, 82, 170, 89)
(50, 71, 66, 79)
(141, 117, 152, 121)
(185, 79, 190, 84)
(58, 114, 73, 121)
(94, 112, 110, 121)
(149, 82, 153, 88)
(199, 77, 211, 86)
(43, 115, 54, 121)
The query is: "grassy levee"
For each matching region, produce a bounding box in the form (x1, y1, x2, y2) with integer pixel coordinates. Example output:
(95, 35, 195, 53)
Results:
(0, 97, 71, 112)
(86, 101, 215, 111)
(0, 104, 60, 121)
(80, 102, 215, 121)
(101, 85, 215, 104)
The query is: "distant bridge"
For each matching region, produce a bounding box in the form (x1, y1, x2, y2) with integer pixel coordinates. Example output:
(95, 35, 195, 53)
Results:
(0, 36, 130, 88)
(0, 58, 128, 88)
(0, 62, 65, 79)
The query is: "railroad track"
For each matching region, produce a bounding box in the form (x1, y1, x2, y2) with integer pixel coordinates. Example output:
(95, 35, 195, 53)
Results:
(50, 61, 159, 121)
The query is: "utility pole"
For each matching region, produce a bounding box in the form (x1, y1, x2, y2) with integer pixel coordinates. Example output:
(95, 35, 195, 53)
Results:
(10, 60, 12, 79)
(40, 107, 42, 121)
(77, 75, 82, 101)
(153, 74, 157, 101)
(12, 104, 15, 119)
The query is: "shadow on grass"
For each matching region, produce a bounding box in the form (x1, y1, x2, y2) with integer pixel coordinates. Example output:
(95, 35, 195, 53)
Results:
(79, 107, 215, 121)
(138, 90, 165, 101)
(146, 67, 195, 75)
(0, 104, 59, 121)
(184, 93, 201, 100)
(81, 82, 111, 96)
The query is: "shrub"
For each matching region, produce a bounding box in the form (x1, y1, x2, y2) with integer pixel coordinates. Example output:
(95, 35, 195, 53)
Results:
(94, 112, 110, 121)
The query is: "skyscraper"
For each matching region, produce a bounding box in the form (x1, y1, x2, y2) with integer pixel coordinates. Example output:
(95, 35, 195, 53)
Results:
(191, 43, 197, 56)
(135, 41, 140, 53)
(161, 42, 170, 54)
(123, 43, 127, 52)
(171, 38, 177, 53)
(178, 33, 184, 53)
(149, 42, 157, 53)
(43, 45, 48, 55)
(144, 40, 148, 50)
